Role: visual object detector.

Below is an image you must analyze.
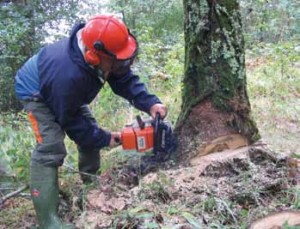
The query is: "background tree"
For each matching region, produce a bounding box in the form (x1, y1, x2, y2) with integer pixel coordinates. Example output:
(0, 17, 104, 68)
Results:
(240, 0, 300, 45)
(109, 0, 183, 41)
(0, 0, 80, 112)
(175, 0, 260, 162)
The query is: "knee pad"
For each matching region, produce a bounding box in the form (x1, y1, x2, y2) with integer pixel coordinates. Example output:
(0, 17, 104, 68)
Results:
(32, 141, 67, 167)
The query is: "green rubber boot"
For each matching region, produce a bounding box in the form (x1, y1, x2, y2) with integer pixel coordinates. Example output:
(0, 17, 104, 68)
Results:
(30, 161, 74, 229)
(78, 147, 100, 184)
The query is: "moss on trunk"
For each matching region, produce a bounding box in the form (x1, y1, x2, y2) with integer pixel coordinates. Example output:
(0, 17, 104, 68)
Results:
(176, 0, 259, 160)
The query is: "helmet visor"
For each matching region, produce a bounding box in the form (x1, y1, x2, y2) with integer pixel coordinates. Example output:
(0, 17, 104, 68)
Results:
(110, 47, 138, 75)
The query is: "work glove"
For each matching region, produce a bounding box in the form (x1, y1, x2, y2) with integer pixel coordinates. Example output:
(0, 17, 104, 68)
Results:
(150, 103, 168, 120)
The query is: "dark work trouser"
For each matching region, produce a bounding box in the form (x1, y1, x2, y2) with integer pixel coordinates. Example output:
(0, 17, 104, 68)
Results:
(76, 105, 101, 182)
(23, 101, 101, 175)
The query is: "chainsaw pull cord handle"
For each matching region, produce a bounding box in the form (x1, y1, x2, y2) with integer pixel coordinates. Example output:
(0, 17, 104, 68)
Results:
(153, 112, 161, 153)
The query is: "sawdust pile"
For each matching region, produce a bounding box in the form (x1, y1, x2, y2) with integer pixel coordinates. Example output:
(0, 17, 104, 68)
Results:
(74, 146, 297, 228)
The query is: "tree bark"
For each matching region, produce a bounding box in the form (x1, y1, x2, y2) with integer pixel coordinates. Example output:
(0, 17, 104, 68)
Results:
(175, 0, 259, 162)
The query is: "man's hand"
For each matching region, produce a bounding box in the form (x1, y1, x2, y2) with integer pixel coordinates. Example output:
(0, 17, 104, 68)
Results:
(150, 103, 168, 119)
(109, 132, 121, 147)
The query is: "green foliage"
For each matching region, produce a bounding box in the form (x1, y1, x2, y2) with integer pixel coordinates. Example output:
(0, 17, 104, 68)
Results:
(0, 0, 80, 113)
(0, 113, 34, 182)
(0, 4, 29, 112)
(91, 84, 133, 132)
(135, 36, 184, 124)
(247, 41, 300, 154)
(288, 187, 300, 210)
(282, 222, 300, 229)
(109, 0, 183, 42)
(181, 212, 201, 229)
(240, 0, 300, 46)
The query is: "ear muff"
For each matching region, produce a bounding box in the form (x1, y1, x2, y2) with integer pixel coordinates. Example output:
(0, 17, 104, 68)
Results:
(84, 41, 105, 66)
(84, 50, 101, 66)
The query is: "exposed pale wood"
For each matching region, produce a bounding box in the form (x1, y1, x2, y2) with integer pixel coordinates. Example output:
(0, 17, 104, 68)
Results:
(190, 145, 250, 166)
(197, 134, 249, 157)
(250, 211, 300, 229)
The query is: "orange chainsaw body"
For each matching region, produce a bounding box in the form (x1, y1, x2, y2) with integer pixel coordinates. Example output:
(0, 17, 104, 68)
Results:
(121, 122, 154, 153)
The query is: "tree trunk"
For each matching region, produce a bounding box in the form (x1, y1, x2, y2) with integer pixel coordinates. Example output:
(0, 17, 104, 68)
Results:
(175, 0, 260, 162)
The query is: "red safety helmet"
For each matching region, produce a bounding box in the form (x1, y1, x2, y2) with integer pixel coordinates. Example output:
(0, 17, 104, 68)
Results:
(82, 14, 138, 66)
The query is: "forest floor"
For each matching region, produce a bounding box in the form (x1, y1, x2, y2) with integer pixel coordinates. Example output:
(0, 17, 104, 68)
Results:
(72, 145, 296, 229)
(1, 143, 299, 229)
(0, 59, 299, 229)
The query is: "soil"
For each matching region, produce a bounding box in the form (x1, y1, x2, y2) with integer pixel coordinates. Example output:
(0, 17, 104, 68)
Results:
(73, 145, 298, 229)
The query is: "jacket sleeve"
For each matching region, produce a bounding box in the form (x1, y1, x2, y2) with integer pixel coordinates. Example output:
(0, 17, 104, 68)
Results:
(44, 76, 111, 150)
(107, 70, 161, 114)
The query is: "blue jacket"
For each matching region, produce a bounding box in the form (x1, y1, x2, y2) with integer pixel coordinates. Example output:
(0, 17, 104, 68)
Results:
(15, 23, 161, 150)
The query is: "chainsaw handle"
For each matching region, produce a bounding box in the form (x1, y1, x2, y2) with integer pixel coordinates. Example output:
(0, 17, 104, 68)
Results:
(136, 115, 145, 129)
(153, 113, 161, 152)
(155, 112, 161, 123)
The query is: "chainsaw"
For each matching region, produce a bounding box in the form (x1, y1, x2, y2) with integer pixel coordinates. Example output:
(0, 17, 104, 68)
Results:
(119, 113, 176, 162)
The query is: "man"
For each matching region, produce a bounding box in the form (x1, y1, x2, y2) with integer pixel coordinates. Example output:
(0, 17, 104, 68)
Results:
(15, 14, 167, 228)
